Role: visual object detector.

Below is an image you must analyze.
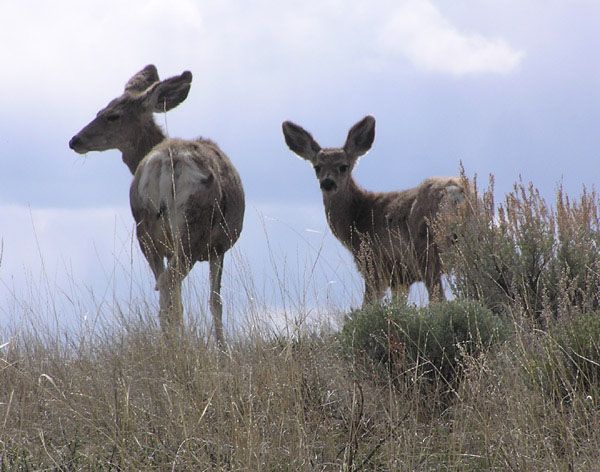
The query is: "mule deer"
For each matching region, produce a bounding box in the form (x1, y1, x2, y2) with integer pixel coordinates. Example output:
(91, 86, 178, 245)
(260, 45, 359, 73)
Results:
(282, 116, 465, 306)
(69, 65, 245, 344)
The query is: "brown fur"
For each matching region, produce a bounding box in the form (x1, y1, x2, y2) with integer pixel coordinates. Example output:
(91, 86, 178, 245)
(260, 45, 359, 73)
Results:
(282, 116, 465, 305)
(70, 65, 244, 344)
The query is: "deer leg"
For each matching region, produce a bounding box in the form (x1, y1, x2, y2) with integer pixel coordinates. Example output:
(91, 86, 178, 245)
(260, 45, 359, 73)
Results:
(137, 234, 165, 290)
(425, 273, 445, 302)
(209, 254, 226, 348)
(421, 240, 445, 302)
(362, 276, 386, 308)
(390, 279, 409, 305)
(157, 257, 190, 335)
(147, 252, 165, 291)
(357, 243, 386, 308)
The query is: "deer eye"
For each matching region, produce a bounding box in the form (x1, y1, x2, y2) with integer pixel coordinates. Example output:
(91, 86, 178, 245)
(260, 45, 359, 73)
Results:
(339, 165, 349, 173)
(314, 165, 321, 174)
(106, 113, 121, 122)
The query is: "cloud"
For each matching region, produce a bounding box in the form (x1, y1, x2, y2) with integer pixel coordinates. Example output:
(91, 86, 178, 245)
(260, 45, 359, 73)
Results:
(1, 0, 526, 116)
(379, 0, 524, 75)
(0, 0, 204, 109)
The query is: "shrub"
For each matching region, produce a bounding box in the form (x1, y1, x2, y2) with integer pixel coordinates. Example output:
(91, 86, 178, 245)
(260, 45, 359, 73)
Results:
(529, 311, 600, 401)
(340, 300, 508, 391)
(436, 173, 600, 326)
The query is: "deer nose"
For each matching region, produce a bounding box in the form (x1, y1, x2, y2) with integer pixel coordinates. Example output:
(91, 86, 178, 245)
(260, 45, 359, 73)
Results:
(320, 178, 336, 192)
(69, 136, 82, 150)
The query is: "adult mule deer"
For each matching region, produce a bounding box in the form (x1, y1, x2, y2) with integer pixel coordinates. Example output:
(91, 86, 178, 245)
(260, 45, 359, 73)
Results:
(69, 65, 245, 344)
(282, 116, 465, 306)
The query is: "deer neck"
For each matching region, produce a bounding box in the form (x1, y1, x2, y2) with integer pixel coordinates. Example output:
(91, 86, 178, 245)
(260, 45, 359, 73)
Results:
(121, 121, 165, 174)
(323, 178, 369, 245)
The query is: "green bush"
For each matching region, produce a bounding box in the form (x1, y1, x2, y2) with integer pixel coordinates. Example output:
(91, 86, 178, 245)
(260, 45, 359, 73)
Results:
(340, 300, 508, 390)
(529, 311, 600, 401)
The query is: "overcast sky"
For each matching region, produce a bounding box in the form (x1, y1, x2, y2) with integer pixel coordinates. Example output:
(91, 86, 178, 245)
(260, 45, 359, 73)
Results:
(1, 1, 599, 332)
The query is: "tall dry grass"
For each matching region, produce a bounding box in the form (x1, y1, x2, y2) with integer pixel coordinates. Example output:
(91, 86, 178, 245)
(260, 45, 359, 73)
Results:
(1, 178, 600, 470)
(2, 309, 599, 470)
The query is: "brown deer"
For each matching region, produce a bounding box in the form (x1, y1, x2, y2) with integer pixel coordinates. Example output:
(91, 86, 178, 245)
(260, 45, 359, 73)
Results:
(282, 115, 465, 306)
(69, 65, 245, 344)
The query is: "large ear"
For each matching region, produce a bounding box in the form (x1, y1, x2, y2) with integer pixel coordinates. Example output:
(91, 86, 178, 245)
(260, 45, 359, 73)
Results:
(282, 121, 321, 162)
(140, 70, 193, 113)
(344, 115, 375, 158)
(125, 64, 160, 92)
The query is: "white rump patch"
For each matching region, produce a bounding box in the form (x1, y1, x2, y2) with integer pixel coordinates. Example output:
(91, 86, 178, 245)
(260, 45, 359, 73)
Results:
(136, 149, 212, 237)
(444, 184, 465, 204)
(171, 151, 211, 209)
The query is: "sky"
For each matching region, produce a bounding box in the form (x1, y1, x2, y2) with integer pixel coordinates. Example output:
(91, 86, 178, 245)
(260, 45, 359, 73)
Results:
(1, 0, 599, 333)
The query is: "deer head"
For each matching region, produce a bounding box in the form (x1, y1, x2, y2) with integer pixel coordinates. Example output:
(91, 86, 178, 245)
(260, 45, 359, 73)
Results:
(282, 116, 375, 196)
(69, 65, 192, 155)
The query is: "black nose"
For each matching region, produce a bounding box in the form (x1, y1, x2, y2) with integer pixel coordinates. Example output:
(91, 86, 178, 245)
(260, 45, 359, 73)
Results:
(69, 136, 82, 150)
(320, 179, 336, 192)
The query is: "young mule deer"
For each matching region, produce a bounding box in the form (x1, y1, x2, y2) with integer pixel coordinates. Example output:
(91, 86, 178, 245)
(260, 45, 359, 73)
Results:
(69, 65, 245, 344)
(282, 116, 465, 306)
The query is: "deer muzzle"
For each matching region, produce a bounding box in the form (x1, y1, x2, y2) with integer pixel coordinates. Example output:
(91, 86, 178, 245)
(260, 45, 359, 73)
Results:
(320, 178, 337, 192)
(69, 135, 88, 154)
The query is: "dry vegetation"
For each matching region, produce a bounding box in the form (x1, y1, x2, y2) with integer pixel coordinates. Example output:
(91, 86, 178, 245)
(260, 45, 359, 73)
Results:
(2, 176, 600, 470)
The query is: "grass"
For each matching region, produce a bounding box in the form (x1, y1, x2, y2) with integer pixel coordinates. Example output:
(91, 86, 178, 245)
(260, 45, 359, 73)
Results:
(1, 179, 600, 470)
(2, 312, 599, 470)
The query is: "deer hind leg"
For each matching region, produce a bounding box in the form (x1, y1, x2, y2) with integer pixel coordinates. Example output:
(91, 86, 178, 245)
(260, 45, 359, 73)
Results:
(423, 250, 445, 302)
(209, 253, 225, 348)
(208, 254, 225, 348)
(424, 269, 445, 302)
(157, 255, 191, 335)
(429, 277, 445, 302)
(362, 275, 387, 308)
(137, 233, 166, 290)
(390, 278, 409, 305)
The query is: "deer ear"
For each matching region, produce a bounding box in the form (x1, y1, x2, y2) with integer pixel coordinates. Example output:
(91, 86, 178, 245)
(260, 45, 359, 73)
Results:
(282, 121, 321, 162)
(139, 71, 193, 113)
(344, 116, 375, 158)
(125, 65, 160, 93)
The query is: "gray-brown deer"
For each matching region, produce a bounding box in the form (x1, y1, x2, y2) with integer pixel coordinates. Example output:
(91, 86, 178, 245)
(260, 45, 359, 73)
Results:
(69, 65, 245, 344)
(282, 116, 465, 306)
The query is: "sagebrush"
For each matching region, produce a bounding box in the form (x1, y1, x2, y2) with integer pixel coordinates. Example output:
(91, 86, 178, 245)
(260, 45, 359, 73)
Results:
(436, 173, 600, 326)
